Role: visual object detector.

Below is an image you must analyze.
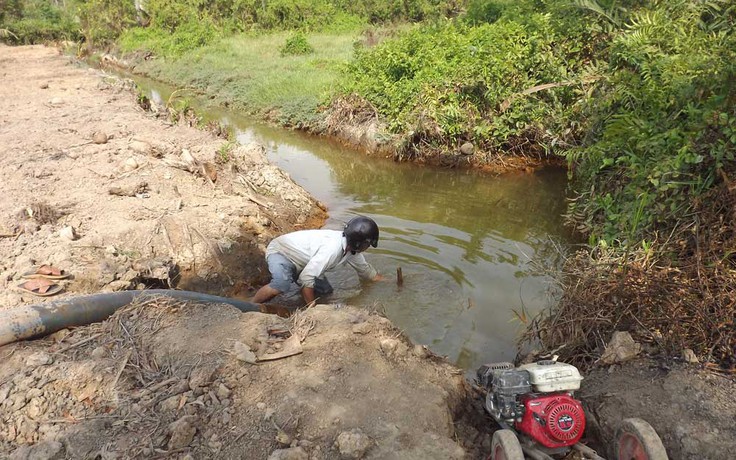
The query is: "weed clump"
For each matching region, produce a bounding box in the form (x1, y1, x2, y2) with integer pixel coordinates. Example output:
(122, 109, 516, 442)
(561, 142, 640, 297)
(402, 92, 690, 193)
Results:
(280, 32, 314, 57)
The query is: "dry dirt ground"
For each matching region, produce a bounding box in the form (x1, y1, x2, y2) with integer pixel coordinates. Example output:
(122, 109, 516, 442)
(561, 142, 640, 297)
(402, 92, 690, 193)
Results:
(0, 44, 734, 460)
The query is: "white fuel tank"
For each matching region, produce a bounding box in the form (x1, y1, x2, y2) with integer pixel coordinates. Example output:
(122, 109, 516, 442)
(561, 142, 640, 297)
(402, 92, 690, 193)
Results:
(518, 360, 583, 392)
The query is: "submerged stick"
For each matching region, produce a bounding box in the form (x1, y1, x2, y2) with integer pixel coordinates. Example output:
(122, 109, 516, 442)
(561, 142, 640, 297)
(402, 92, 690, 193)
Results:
(396, 267, 403, 286)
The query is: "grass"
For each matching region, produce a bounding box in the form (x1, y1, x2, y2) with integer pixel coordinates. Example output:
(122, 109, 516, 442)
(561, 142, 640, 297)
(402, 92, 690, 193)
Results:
(125, 31, 362, 125)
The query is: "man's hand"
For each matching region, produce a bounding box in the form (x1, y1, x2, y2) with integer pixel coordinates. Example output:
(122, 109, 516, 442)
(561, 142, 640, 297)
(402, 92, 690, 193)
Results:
(372, 273, 386, 282)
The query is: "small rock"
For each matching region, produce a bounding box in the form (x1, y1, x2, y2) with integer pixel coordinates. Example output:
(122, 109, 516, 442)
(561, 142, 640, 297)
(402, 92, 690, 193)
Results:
(275, 429, 292, 446)
(351, 323, 372, 335)
(120, 269, 139, 282)
(216, 383, 231, 400)
(202, 162, 217, 182)
(413, 344, 429, 359)
(459, 142, 474, 155)
(25, 352, 53, 367)
(40, 83, 49, 89)
(129, 140, 153, 156)
(379, 339, 399, 356)
(92, 132, 108, 144)
(336, 429, 373, 459)
(49, 97, 63, 105)
(0, 385, 11, 404)
(90, 346, 107, 359)
(159, 395, 181, 412)
(682, 348, 699, 364)
(233, 341, 258, 364)
(8, 439, 63, 460)
(59, 226, 77, 241)
(600, 331, 641, 364)
(48, 329, 70, 343)
(122, 157, 139, 172)
(267, 447, 308, 460)
(105, 279, 132, 292)
(167, 415, 197, 450)
(189, 364, 217, 389)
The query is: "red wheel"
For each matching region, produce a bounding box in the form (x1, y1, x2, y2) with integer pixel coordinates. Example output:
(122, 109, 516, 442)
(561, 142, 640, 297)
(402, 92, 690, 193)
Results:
(489, 429, 524, 460)
(615, 418, 668, 460)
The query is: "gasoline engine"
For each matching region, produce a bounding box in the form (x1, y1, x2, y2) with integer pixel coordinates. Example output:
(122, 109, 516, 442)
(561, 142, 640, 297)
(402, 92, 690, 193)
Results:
(477, 360, 586, 451)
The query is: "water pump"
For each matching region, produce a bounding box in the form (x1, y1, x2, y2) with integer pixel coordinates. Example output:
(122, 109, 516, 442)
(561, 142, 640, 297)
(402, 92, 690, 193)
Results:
(478, 360, 585, 449)
(477, 360, 669, 460)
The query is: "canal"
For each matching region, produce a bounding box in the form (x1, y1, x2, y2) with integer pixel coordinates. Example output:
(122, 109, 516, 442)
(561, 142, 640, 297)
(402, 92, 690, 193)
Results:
(135, 78, 574, 375)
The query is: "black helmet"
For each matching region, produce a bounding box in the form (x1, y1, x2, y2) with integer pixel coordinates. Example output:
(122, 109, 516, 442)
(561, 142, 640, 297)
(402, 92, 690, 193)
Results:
(343, 216, 379, 253)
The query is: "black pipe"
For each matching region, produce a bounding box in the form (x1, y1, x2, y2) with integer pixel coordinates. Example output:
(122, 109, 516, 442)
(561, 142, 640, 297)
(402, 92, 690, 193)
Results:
(0, 290, 261, 346)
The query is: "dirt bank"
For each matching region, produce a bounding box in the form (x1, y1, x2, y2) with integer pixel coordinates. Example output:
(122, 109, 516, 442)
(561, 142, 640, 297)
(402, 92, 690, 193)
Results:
(0, 297, 481, 459)
(0, 44, 323, 307)
(1, 45, 734, 460)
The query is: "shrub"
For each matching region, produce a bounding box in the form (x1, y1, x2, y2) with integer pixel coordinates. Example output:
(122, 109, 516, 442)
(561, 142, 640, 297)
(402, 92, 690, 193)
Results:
(342, 17, 584, 157)
(280, 31, 314, 56)
(77, 0, 137, 46)
(568, 0, 736, 244)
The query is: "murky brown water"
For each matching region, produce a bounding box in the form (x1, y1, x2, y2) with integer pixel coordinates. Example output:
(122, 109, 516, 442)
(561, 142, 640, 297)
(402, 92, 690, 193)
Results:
(135, 78, 575, 375)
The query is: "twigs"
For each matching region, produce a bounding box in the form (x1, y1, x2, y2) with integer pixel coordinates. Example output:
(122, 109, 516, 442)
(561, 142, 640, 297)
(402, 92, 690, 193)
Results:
(54, 333, 103, 354)
(520, 243, 735, 372)
(110, 350, 132, 393)
(290, 309, 317, 342)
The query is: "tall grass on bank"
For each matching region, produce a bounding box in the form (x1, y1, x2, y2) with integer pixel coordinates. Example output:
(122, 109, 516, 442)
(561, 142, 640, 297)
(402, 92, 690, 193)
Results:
(122, 31, 363, 126)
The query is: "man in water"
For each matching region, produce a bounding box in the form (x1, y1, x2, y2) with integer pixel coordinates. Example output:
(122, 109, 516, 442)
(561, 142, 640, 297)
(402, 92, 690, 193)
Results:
(251, 216, 385, 305)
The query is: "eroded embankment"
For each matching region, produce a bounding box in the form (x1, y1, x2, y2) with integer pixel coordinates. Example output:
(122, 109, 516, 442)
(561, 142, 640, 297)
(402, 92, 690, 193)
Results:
(0, 44, 324, 312)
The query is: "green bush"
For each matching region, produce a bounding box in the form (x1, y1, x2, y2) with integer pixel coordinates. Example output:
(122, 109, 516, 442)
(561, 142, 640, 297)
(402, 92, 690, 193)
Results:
(120, 17, 220, 57)
(280, 31, 314, 56)
(77, 0, 137, 45)
(464, 0, 505, 24)
(342, 17, 583, 156)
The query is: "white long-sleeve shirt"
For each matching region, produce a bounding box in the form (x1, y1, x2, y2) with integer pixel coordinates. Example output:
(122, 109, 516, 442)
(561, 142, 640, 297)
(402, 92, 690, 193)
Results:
(265, 229, 378, 288)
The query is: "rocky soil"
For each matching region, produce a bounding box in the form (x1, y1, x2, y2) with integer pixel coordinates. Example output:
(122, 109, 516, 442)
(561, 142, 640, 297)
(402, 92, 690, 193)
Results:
(0, 44, 322, 307)
(0, 298, 480, 459)
(0, 44, 487, 460)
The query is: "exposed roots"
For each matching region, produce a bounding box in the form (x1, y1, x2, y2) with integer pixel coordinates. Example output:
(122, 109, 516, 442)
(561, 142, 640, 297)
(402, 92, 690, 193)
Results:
(322, 94, 379, 131)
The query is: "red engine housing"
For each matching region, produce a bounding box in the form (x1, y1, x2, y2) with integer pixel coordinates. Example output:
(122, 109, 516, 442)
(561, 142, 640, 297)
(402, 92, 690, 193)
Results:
(515, 393, 585, 448)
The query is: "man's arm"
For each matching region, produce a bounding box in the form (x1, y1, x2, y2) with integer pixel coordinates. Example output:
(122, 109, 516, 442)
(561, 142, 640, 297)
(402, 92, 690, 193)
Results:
(346, 253, 379, 281)
(301, 286, 316, 304)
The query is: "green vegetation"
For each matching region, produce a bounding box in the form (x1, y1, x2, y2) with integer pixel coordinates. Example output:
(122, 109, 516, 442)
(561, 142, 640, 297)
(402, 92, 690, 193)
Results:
(0, 0, 81, 44)
(568, 0, 736, 244)
(343, 18, 583, 158)
(280, 31, 314, 56)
